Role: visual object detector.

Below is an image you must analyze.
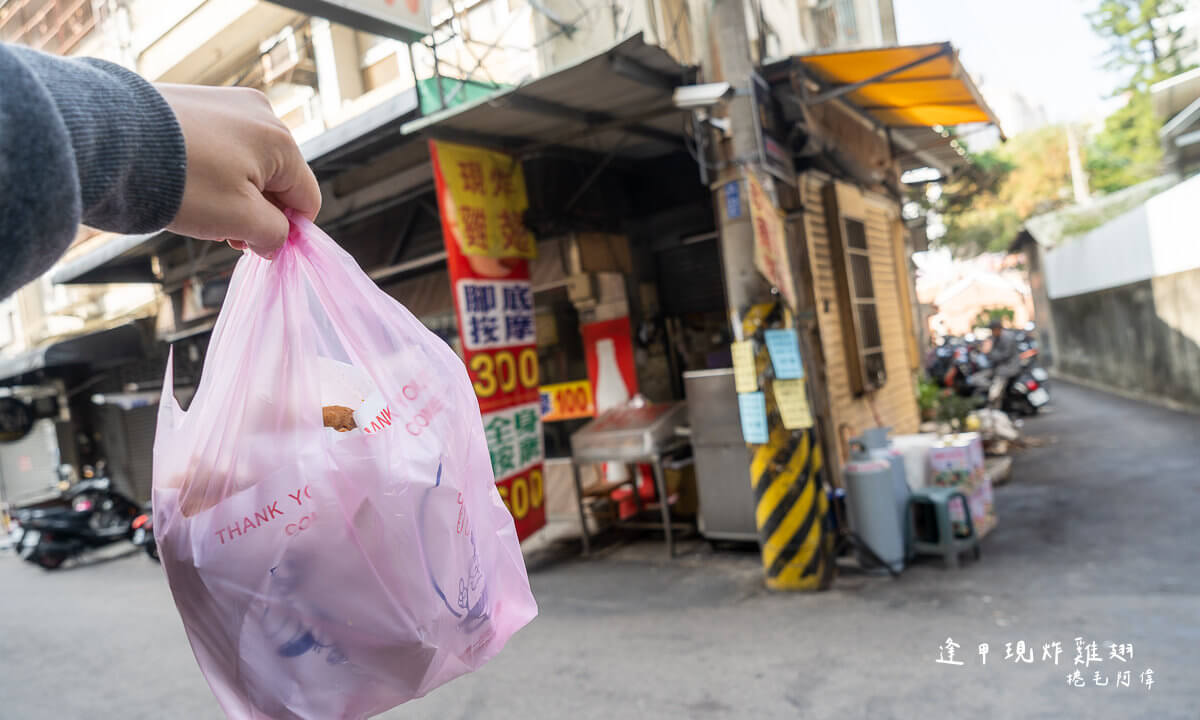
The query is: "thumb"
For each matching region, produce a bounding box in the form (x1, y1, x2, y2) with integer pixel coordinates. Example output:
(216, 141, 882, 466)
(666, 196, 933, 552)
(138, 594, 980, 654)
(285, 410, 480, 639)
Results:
(228, 187, 290, 259)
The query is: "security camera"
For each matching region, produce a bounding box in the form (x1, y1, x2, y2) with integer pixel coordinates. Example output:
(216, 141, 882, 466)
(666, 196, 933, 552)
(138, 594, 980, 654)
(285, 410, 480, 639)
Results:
(672, 82, 734, 110)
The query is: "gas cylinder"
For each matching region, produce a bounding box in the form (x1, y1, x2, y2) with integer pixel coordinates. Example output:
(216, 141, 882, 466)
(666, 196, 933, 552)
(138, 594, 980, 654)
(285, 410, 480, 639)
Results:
(855, 427, 912, 545)
(843, 444, 906, 573)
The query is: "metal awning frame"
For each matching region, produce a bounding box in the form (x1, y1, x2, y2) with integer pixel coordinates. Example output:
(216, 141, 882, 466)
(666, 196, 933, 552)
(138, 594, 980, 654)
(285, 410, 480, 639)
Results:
(50, 231, 166, 285)
(54, 36, 691, 292)
(401, 34, 691, 158)
(787, 43, 1005, 140)
(800, 44, 953, 107)
(0, 321, 149, 386)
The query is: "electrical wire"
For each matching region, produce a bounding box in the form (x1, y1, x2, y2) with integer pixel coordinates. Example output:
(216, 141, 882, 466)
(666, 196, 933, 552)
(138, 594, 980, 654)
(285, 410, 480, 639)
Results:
(412, 0, 598, 106)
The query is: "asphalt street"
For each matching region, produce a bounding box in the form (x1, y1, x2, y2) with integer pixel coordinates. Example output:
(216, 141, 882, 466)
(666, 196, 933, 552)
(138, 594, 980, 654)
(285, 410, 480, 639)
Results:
(1, 380, 1198, 719)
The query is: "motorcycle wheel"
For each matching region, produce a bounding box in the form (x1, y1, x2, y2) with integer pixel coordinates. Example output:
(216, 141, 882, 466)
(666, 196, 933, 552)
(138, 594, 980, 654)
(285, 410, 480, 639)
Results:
(146, 543, 159, 562)
(34, 551, 66, 570)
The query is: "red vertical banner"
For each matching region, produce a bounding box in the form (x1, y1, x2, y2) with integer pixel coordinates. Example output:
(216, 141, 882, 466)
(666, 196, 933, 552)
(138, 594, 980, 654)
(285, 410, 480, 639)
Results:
(581, 317, 639, 411)
(431, 140, 545, 541)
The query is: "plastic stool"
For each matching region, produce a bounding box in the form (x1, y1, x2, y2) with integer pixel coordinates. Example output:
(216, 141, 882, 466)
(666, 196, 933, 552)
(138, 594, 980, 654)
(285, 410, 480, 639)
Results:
(907, 487, 981, 569)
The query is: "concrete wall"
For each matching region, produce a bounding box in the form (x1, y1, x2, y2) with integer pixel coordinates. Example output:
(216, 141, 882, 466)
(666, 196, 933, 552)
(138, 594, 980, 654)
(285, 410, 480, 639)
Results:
(1049, 268, 1200, 412)
(1039, 174, 1200, 410)
(1044, 173, 1200, 299)
(1024, 243, 1059, 366)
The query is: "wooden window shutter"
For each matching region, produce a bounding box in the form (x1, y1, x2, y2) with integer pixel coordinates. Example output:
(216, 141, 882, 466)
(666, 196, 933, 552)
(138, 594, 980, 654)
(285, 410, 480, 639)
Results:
(823, 181, 886, 395)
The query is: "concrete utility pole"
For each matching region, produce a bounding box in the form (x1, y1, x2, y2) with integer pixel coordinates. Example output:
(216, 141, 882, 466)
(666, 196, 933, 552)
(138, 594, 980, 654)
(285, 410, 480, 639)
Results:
(709, 0, 834, 591)
(1066, 124, 1091, 206)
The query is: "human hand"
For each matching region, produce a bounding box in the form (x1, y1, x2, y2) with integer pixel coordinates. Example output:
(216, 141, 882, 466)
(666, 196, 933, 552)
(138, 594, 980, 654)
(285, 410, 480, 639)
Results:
(156, 84, 321, 259)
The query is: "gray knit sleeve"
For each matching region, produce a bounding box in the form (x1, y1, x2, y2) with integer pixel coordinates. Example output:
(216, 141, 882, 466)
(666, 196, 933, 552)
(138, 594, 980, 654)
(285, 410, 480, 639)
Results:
(0, 44, 186, 301)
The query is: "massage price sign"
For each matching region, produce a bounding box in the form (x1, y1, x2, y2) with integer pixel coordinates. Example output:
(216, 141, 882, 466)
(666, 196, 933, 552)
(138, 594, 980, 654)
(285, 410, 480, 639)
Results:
(539, 380, 595, 422)
(432, 140, 545, 540)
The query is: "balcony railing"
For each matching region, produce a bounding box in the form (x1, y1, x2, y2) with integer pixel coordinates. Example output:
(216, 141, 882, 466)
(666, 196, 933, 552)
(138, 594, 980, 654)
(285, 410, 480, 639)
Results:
(0, 0, 97, 55)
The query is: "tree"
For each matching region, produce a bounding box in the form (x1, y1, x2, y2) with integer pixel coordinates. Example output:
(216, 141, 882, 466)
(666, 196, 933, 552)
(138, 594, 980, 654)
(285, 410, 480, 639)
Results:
(1086, 91, 1165, 192)
(1085, 1, 1197, 193)
(915, 127, 1073, 257)
(973, 306, 1015, 329)
(1088, 0, 1195, 92)
(932, 148, 1014, 218)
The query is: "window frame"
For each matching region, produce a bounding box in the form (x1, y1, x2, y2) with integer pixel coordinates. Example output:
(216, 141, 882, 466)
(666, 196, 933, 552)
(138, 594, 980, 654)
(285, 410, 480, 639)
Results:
(823, 181, 887, 395)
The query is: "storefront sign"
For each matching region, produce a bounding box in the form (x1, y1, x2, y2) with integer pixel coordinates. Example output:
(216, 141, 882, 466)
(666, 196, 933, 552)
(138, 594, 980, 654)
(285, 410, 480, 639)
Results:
(724, 180, 741, 219)
(747, 172, 798, 311)
(539, 380, 595, 422)
(751, 72, 795, 185)
(429, 141, 535, 260)
(432, 140, 545, 540)
(581, 317, 638, 412)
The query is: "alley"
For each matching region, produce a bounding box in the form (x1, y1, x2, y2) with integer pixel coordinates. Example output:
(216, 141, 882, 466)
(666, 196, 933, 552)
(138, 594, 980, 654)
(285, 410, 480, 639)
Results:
(1, 381, 1197, 719)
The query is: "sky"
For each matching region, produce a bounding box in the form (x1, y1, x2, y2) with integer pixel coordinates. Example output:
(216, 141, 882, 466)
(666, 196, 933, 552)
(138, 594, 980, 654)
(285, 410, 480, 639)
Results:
(893, 0, 1125, 125)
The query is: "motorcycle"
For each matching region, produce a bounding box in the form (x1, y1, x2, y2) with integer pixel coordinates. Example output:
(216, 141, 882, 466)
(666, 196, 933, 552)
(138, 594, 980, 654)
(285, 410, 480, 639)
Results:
(130, 503, 158, 562)
(1003, 349, 1050, 416)
(930, 339, 990, 403)
(9, 464, 141, 570)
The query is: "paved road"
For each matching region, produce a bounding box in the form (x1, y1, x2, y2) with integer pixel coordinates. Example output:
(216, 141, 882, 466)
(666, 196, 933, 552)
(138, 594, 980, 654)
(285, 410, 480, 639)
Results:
(2, 381, 1198, 719)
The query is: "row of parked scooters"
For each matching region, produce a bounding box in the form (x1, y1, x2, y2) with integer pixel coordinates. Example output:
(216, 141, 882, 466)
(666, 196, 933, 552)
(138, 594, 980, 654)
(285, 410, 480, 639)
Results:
(925, 326, 1051, 416)
(7, 462, 158, 570)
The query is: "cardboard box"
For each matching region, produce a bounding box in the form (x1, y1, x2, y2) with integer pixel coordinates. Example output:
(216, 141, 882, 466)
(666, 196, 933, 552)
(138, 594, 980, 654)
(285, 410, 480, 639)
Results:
(928, 433, 984, 474)
(566, 273, 595, 303)
(571, 233, 633, 274)
(928, 433, 995, 538)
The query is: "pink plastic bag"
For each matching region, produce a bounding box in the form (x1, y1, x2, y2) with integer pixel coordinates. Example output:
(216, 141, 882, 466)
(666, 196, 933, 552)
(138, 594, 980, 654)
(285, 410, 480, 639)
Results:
(152, 215, 537, 720)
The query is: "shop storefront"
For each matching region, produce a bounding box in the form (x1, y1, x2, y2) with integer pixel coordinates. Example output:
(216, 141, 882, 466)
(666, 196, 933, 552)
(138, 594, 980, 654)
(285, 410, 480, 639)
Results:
(45, 38, 1002, 553)
(49, 36, 716, 535)
(757, 42, 1002, 479)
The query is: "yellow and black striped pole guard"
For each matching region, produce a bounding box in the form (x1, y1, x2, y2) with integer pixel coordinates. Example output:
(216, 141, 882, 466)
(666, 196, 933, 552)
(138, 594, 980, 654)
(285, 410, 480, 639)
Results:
(742, 302, 835, 591)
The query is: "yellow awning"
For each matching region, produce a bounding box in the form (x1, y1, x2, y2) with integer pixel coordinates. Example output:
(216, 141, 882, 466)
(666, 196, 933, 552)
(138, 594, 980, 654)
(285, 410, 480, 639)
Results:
(797, 43, 1002, 136)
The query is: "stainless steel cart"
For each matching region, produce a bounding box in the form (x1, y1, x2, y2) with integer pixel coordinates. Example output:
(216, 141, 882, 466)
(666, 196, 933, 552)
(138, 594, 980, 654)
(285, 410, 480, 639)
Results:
(569, 402, 691, 557)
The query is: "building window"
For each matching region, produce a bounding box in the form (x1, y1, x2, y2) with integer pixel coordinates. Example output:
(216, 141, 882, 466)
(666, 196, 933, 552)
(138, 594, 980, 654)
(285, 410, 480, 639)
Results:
(824, 182, 886, 394)
(833, 0, 858, 44)
(811, 0, 859, 50)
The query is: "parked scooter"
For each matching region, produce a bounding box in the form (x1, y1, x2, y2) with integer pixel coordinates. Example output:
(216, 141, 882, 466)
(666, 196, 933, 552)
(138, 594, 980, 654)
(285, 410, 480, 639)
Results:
(9, 463, 141, 569)
(927, 337, 1050, 417)
(973, 349, 1049, 417)
(130, 503, 158, 562)
(930, 339, 989, 402)
(1003, 349, 1050, 416)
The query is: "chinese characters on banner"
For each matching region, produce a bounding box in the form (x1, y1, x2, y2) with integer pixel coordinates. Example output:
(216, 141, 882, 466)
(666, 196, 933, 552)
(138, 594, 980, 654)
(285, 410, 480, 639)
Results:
(746, 172, 797, 311)
(431, 140, 545, 541)
(430, 141, 536, 259)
